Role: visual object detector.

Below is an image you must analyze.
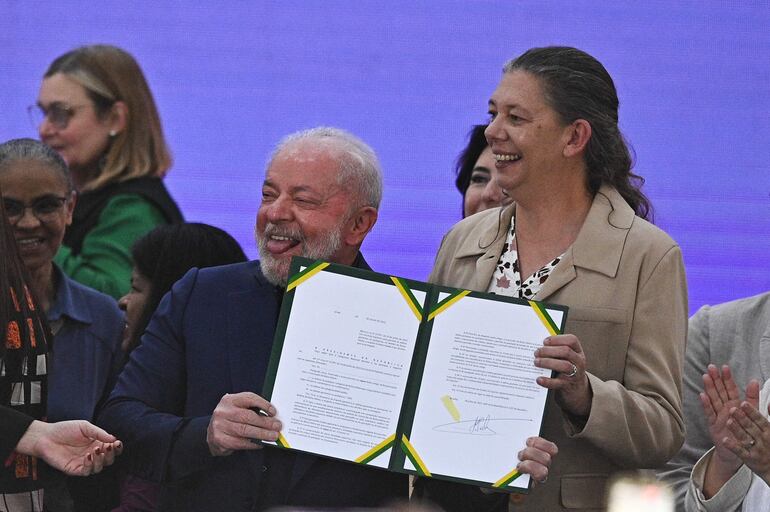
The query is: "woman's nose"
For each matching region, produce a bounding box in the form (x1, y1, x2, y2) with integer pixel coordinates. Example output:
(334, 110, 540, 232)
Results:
(38, 116, 56, 139)
(15, 208, 42, 229)
(484, 117, 506, 143)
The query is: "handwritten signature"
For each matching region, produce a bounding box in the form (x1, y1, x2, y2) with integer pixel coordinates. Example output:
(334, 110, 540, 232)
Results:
(432, 416, 529, 436)
(470, 415, 492, 433)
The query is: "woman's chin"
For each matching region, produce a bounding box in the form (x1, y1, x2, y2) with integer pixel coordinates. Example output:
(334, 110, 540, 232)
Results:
(20, 254, 55, 276)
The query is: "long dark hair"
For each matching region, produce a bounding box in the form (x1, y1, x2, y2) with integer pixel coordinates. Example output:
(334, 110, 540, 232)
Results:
(454, 124, 489, 217)
(126, 223, 247, 351)
(504, 46, 652, 220)
(0, 139, 67, 368)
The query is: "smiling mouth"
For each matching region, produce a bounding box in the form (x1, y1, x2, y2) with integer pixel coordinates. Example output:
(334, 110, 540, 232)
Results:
(16, 237, 45, 249)
(493, 153, 522, 162)
(265, 233, 301, 255)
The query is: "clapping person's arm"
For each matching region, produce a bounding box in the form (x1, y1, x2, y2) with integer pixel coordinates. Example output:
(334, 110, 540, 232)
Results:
(685, 365, 760, 512)
(722, 388, 770, 486)
(699, 365, 759, 498)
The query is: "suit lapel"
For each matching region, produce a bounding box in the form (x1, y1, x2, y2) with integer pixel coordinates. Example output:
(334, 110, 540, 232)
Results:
(450, 205, 513, 292)
(536, 186, 634, 302)
(223, 264, 277, 482)
(534, 249, 577, 301)
(226, 264, 279, 393)
(474, 250, 502, 291)
(760, 321, 770, 382)
(225, 264, 280, 482)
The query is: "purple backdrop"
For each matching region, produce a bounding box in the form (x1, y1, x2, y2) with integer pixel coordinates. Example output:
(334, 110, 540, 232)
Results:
(2, 1, 769, 314)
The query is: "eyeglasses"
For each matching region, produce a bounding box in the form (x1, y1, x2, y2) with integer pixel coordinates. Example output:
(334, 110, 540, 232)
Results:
(27, 103, 89, 130)
(3, 196, 69, 223)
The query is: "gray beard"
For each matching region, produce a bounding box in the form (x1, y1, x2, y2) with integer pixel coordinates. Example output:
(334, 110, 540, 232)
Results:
(257, 222, 344, 287)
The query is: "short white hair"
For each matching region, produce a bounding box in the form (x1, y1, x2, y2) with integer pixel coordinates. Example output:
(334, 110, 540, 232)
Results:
(269, 127, 382, 209)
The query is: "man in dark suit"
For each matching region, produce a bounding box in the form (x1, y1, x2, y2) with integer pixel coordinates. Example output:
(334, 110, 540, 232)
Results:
(98, 127, 406, 511)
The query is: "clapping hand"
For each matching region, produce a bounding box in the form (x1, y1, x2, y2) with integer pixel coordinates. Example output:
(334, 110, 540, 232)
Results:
(700, 364, 758, 473)
(699, 364, 762, 498)
(723, 396, 770, 486)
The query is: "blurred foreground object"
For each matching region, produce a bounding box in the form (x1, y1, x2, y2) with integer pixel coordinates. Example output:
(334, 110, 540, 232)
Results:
(607, 476, 673, 512)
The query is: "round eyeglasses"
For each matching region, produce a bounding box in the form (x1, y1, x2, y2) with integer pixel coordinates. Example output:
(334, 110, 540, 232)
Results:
(27, 103, 89, 131)
(3, 196, 69, 223)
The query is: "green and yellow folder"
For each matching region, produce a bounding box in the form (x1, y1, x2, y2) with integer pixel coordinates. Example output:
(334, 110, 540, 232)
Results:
(262, 256, 568, 493)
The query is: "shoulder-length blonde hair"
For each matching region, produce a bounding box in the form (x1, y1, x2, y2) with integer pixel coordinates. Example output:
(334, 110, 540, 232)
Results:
(45, 45, 172, 191)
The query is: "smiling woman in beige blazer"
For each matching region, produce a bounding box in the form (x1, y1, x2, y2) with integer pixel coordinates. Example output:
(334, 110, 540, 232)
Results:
(417, 47, 688, 512)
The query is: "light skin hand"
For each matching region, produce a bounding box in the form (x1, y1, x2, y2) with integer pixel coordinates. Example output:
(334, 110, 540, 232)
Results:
(534, 334, 592, 418)
(700, 364, 760, 498)
(702, 365, 748, 467)
(206, 392, 281, 457)
(17, 420, 123, 476)
(516, 436, 558, 485)
(724, 399, 770, 486)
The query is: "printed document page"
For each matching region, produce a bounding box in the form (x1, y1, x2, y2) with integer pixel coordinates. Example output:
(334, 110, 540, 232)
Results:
(268, 270, 424, 467)
(403, 293, 563, 488)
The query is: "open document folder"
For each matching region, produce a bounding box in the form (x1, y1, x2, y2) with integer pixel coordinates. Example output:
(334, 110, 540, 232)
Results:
(262, 257, 568, 493)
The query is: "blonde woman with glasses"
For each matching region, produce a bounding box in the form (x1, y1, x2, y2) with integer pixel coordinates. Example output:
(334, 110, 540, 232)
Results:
(30, 45, 183, 299)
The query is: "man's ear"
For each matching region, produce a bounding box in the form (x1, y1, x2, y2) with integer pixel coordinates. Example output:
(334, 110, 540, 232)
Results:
(563, 119, 592, 158)
(344, 206, 378, 247)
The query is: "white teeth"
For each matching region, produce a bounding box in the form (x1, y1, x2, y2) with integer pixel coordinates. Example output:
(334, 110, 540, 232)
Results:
(270, 235, 292, 241)
(494, 153, 521, 162)
(17, 239, 41, 246)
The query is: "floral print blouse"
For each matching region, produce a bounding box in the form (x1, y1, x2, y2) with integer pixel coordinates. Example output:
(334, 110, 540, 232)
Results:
(487, 214, 563, 299)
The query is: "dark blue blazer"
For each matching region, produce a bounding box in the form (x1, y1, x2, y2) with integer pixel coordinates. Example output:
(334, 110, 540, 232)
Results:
(99, 259, 406, 511)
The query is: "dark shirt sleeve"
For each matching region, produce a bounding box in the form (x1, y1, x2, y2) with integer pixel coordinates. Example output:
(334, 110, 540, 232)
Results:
(1, 406, 34, 459)
(97, 268, 214, 482)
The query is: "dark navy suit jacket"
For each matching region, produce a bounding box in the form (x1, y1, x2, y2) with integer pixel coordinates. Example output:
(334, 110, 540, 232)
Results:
(99, 258, 406, 511)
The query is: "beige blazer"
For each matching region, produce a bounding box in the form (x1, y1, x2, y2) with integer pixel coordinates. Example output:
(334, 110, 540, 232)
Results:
(429, 185, 687, 511)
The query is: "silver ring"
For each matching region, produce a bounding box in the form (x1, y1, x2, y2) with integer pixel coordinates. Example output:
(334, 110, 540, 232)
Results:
(565, 363, 578, 378)
(538, 475, 548, 484)
(745, 438, 756, 450)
